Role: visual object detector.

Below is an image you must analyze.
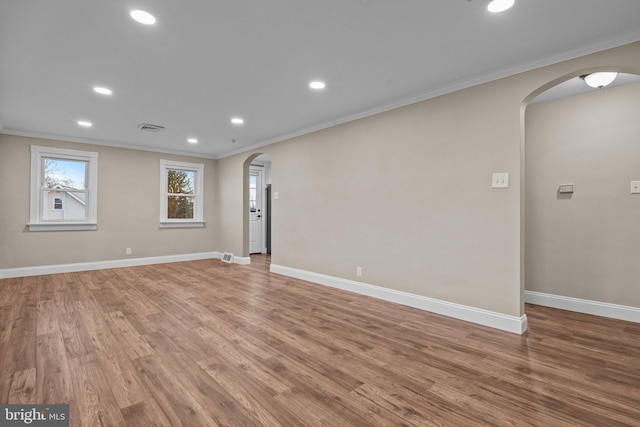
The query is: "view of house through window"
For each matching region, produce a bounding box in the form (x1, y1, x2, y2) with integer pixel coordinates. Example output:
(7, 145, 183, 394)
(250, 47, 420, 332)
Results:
(29, 145, 99, 231)
(167, 169, 195, 219)
(42, 158, 88, 221)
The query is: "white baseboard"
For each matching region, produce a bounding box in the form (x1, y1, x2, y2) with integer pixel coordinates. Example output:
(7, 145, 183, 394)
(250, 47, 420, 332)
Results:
(0, 251, 247, 279)
(233, 256, 251, 265)
(525, 291, 640, 323)
(270, 264, 527, 335)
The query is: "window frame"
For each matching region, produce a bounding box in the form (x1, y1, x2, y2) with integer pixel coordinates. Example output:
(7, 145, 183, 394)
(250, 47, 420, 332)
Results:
(29, 145, 99, 232)
(159, 159, 205, 228)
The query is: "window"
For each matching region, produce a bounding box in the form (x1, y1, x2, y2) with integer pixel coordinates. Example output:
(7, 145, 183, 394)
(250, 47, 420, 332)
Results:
(29, 146, 98, 231)
(53, 197, 64, 211)
(159, 159, 204, 227)
(249, 174, 257, 212)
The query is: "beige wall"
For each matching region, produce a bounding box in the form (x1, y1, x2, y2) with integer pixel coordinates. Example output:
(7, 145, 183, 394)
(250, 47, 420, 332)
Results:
(525, 82, 640, 307)
(215, 41, 640, 318)
(0, 134, 218, 269)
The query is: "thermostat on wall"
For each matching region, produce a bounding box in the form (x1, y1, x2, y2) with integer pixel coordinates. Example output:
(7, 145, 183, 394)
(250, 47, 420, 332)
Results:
(558, 184, 574, 194)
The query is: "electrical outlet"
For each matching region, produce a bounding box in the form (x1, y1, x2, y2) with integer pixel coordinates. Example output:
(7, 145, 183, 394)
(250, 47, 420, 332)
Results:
(631, 181, 640, 194)
(126, 248, 132, 255)
(356, 266, 362, 277)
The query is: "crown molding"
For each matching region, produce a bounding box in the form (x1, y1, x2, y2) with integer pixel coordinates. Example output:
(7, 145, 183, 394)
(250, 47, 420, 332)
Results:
(3, 33, 639, 162)
(215, 32, 640, 159)
(0, 129, 218, 160)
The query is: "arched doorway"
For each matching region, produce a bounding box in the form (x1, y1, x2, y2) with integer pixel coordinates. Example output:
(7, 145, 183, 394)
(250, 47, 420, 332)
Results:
(521, 70, 640, 321)
(242, 153, 273, 261)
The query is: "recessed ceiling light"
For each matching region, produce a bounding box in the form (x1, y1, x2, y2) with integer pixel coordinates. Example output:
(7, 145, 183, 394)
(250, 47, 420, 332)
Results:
(309, 81, 326, 90)
(130, 10, 156, 25)
(77, 120, 92, 127)
(93, 86, 113, 95)
(187, 138, 198, 144)
(581, 72, 618, 89)
(231, 117, 244, 125)
(487, 0, 515, 13)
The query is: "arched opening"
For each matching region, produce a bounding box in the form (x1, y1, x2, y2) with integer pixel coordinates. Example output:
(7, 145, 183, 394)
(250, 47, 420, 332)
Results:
(242, 153, 273, 263)
(521, 69, 640, 321)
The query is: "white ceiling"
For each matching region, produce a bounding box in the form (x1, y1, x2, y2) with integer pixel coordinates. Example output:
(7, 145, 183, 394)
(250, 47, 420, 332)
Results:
(1, 0, 640, 159)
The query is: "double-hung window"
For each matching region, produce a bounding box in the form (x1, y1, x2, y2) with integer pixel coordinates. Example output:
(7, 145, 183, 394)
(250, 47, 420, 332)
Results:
(29, 145, 98, 231)
(159, 159, 204, 227)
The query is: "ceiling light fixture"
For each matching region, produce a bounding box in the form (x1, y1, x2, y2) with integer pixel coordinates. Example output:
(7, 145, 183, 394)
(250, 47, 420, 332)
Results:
(231, 117, 244, 125)
(93, 86, 113, 95)
(487, 0, 515, 13)
(581, 72, 618, 89)
(187, 138, 198, 144)
(130, 10, 156, 25)
(77, 120, 92, 127)
(309, 81, 326, 90)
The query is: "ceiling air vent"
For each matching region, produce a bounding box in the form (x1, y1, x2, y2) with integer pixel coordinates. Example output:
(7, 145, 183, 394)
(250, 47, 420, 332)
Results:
(138, 123, 165, 132)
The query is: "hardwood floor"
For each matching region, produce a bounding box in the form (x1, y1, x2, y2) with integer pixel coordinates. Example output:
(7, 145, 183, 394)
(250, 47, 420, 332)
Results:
(1, 255, 639, 426)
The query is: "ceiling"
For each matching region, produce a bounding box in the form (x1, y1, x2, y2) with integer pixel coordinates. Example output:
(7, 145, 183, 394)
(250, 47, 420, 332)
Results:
(1, 1, 640, 159)
(530, 73, 640, 104)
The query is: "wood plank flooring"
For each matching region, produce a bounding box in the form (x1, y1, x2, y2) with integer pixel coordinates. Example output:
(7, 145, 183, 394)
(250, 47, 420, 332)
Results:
(1, 255, 639, 426)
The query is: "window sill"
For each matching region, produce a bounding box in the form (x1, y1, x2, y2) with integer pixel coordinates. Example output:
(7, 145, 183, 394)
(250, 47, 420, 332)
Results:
(28, 222, 98, 232)
(159, 221, 205, 229)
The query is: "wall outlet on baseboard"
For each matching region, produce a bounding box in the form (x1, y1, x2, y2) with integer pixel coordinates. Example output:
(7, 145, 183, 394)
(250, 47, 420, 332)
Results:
(126, 248, 132, 256)
(356, 266, 362, 277)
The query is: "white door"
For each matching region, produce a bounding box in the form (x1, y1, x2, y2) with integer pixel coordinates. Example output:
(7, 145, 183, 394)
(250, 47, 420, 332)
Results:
(249, 167, 263, 254)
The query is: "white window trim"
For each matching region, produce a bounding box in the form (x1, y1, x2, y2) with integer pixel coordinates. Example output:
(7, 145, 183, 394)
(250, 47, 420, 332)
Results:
(29, 145, 98, 232)
(159, 159, 205, 228)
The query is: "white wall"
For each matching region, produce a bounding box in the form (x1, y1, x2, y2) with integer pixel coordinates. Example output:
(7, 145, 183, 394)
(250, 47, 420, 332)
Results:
(0, 134, 218, 270)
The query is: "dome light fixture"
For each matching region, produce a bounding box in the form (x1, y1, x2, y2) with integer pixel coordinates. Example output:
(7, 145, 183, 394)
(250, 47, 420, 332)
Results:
(130, 10, 156, 25)
(488, 0, 515, 13)
(77, 120, 93, 127)
(581, 72, 618, 89)
(187, 138, 198, 144)
(231, 117, 244, 125)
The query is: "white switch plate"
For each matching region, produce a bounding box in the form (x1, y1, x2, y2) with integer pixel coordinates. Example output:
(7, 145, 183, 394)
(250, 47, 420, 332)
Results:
(274, 191, 279, 199)
(558, 184, 574, 194)
(492, 172, 509, 189)
(631, 181, 640, 194)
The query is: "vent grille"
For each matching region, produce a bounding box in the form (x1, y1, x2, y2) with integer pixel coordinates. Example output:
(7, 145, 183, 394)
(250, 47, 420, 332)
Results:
(221, 253, 234, 263)
(138, 123, 165, 132)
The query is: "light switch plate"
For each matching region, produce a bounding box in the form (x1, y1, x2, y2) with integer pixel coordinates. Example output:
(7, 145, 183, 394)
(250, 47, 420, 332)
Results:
(631, 181, 640, 194)
(558, 184, 574, 194)
(274, 191, 279, 199)
(492, 172, 509, 189)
